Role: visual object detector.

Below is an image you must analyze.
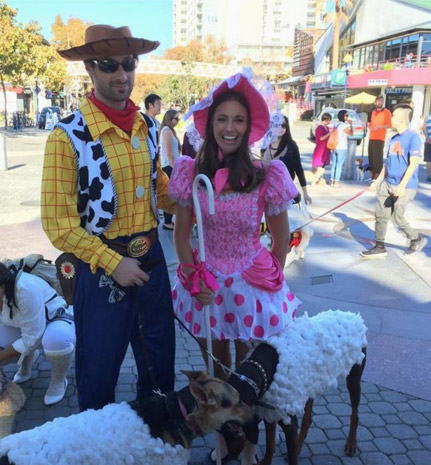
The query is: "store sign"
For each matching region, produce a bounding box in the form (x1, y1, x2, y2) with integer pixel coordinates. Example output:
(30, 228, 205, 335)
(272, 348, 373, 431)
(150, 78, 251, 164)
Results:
(368, 79, 388, 86)
(385, 87, 412, 95)
(331, 69, 347, 87)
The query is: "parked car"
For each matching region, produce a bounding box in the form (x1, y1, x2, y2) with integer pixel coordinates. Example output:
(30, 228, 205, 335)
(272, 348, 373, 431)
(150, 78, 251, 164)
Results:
(310, 108, 367, 145)
(38, 106, 61, 129)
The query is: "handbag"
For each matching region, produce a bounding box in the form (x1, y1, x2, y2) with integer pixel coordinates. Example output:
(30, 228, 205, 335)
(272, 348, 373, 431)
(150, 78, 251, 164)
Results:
(327, 124, 339, 150)
(55, 253, 79, 306)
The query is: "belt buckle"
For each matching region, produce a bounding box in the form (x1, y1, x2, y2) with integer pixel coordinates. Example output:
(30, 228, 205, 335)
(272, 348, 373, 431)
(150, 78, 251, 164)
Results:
(127, 236, 151, 258)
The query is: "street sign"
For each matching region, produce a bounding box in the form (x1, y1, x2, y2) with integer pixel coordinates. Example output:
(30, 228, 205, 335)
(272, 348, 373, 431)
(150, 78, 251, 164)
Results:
(331, 69, 347, 87)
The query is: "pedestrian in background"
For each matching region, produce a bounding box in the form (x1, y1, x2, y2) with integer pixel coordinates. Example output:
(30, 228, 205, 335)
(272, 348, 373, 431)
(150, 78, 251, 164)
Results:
(41, 25, 176, 411)
(143, 93, 162, 157)
(159, 109, 181, 230)
(330, 110, 353, 188)
(368, 96, 392, 180)
(361, 104, 427, 259)
(263, 115, 312, 203)
(311, 112, 332, 185)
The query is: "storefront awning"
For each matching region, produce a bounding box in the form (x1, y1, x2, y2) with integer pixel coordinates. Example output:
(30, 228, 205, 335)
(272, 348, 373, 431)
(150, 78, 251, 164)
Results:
(277, 75, 305, 88)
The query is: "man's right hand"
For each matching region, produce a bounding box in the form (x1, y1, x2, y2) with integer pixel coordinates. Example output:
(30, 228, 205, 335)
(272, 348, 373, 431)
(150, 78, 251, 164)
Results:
(111, 257, 150, 287)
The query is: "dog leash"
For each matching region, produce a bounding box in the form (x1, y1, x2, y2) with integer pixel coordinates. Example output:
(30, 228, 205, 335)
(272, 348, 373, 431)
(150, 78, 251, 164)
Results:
(145, 281, 262, 399)
(292, 187, 370, 233)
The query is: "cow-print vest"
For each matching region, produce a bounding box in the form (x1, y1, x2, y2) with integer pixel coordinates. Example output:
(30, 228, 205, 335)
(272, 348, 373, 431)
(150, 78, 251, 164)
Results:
(56, 111, 158, 236)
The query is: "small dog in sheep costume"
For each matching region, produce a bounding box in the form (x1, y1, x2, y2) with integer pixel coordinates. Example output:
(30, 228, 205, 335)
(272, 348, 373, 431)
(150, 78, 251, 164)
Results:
(0, 371, 254, 465)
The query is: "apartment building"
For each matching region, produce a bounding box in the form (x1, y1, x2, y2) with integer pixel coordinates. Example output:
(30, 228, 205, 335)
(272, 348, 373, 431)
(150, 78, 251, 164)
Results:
(172, 0, 324, 71)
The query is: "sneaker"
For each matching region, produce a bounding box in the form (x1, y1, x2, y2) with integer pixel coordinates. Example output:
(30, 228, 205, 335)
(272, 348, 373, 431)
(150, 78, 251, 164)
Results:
(360, 245, 387, 259)
(405, 235, 427, 255)
(427, 175, 431, 182)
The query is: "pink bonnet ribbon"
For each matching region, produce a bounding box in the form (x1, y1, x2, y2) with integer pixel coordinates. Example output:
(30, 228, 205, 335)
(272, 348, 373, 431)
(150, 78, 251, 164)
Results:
(177, 251, 220, 296)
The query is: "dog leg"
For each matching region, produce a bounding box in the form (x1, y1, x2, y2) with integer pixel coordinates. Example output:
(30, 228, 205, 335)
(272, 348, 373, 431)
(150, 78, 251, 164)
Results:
(278, 416, 299, 465)
(297, 398, 313, 454)
(257, 421, 277, 465)
(344, 348, 367, 456)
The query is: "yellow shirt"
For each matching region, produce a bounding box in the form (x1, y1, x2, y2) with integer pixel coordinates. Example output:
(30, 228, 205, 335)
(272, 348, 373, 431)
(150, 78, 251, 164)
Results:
(41, 97, 175, 275)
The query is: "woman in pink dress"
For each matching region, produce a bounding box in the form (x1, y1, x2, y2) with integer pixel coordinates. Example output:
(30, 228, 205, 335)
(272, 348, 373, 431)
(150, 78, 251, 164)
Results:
(169, 71, 301, 464)
(311, 112, 332, 184)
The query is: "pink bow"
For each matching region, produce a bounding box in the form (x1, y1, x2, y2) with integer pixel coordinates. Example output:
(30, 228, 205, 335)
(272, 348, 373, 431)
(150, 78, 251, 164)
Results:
(213, 168, 230, 195)
(177, 252, 220, 297)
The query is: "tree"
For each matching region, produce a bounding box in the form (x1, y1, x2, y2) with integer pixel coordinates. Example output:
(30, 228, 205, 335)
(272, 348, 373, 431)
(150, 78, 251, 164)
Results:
(50, 15, 91, 50)
(160, 36, 228, 111)
(131, 74, 167, 106)
(0, 2, 51, 127)
(319, 0, 354, 69)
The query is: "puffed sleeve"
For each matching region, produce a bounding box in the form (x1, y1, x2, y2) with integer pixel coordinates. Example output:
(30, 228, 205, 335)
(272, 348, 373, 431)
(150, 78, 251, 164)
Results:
(168, 155, 195, 207)
(264, 160, 299, 216)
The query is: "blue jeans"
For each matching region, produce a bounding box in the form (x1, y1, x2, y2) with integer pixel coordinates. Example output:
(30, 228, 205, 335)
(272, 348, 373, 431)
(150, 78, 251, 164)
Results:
(330, 149, 347, 182)
(73, 237, 175, 411)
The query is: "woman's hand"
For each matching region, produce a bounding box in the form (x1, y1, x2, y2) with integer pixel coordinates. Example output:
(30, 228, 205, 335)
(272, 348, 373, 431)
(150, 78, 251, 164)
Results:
(194, 281, 214, 305)
(304, 193, 312, 204)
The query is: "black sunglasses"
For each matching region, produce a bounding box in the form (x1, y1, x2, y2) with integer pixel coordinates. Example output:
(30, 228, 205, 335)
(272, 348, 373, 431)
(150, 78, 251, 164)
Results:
(91, 57, 138, 74)
(171, 116, 179, 121)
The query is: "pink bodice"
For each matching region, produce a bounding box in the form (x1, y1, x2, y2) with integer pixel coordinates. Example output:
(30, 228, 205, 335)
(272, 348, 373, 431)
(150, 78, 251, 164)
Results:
(198, 188, 261, 276)
(169, 156, 299, 280)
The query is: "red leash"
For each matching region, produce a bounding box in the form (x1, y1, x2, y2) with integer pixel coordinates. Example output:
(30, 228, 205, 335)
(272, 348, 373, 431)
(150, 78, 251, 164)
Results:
(294, 187, 370, 232)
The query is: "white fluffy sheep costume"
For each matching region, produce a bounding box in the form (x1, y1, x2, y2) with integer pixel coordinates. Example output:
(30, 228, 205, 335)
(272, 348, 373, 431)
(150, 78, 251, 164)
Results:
(257, 309, 367, 423)
(0, 402, 189, 465)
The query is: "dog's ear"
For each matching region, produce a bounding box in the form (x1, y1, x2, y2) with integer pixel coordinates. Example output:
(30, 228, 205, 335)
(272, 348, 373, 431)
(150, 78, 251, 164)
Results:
(189, 379, 218, 407)
(181, 370, 209, 382)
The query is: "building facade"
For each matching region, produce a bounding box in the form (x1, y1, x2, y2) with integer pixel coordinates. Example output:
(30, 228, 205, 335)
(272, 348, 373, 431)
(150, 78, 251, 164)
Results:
(312, 0, 431, 120)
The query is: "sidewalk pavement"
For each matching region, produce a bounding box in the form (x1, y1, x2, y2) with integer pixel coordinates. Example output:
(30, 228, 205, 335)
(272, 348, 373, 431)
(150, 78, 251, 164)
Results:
(0, 126, 430, 464)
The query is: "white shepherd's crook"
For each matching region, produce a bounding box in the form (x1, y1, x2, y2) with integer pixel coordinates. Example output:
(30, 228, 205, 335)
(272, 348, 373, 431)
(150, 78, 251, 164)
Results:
(192, 174, 222, 465)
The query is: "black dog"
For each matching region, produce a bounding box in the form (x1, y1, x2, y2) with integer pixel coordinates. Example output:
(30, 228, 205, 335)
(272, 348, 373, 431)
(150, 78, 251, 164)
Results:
(227, 342, 367, 465)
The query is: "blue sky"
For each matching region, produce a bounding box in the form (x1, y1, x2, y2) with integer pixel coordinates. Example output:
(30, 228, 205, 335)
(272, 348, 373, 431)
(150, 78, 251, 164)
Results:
(9, 0, 173, 55)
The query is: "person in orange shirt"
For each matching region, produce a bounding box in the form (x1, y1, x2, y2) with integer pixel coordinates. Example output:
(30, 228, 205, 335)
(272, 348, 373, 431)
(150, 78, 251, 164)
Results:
(368, 96, 392, 179)
(41, 25, 176, 411)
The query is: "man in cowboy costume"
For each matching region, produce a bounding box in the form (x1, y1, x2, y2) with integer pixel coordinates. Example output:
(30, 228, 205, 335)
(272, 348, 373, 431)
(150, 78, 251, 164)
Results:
(41, 25, 176, 411)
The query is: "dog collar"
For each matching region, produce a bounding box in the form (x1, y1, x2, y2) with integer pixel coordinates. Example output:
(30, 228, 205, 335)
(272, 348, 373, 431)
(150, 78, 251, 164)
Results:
(178, 397, 203, 436)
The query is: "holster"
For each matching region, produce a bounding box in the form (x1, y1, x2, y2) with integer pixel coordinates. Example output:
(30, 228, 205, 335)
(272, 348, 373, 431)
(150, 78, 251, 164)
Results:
(55, 253, 79, 306)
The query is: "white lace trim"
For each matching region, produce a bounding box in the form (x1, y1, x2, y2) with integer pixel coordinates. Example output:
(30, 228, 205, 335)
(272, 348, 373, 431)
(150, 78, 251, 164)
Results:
(184, 123, 203, 153)
(265, 201, 291, 216)
(259, 111, 285, 150)
(170, 194, 192, 208)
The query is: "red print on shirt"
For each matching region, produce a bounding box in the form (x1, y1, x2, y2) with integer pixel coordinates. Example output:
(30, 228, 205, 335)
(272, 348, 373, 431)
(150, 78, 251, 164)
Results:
(390, 141, 404, 156)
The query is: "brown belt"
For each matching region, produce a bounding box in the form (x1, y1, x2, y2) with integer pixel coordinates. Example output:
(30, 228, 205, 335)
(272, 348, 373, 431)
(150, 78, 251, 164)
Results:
(102, 228, 158, 258)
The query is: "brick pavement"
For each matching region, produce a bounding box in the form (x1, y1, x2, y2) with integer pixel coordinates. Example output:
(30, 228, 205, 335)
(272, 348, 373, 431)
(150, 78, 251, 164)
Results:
(3, 324, 431, 465)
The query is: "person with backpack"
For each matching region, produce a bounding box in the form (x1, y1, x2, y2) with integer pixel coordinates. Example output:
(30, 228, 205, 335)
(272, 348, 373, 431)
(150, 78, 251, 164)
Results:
(0, 262, 75, 406)
(329, 110, 353, 188)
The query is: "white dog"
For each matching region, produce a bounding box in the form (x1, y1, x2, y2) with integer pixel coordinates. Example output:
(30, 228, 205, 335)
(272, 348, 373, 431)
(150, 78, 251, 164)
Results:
(260, 201, 313, 268)
(285, 201, 313, 268)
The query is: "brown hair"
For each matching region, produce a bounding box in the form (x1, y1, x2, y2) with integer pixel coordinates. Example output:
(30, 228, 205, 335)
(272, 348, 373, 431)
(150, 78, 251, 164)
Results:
(160, 109, 181, 152)
(195, 91, 264, 192)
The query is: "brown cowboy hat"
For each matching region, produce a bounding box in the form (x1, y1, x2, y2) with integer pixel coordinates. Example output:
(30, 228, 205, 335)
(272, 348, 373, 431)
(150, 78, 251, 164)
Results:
(58, 25, 160, 61)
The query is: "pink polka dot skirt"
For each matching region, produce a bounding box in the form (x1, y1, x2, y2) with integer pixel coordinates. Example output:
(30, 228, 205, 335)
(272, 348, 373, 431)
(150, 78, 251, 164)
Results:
(172, 273, 301, 341)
